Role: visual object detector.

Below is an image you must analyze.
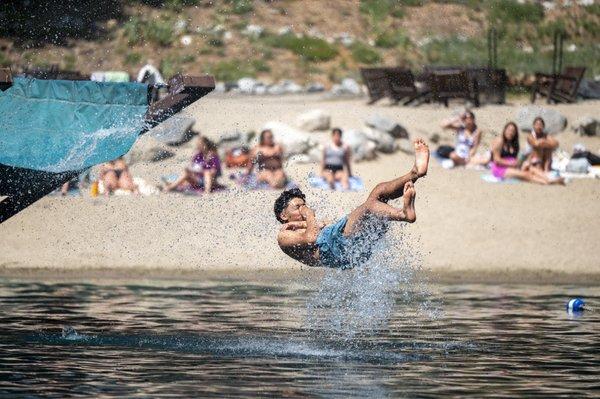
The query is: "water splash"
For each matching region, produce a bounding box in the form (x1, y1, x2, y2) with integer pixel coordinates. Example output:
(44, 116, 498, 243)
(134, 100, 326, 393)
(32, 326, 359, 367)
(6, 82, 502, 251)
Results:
(305, 221, 438, 339)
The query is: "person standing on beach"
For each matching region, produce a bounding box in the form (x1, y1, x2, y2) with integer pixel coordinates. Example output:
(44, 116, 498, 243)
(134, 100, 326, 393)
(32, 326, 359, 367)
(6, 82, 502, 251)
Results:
(274, 139, 429, 269)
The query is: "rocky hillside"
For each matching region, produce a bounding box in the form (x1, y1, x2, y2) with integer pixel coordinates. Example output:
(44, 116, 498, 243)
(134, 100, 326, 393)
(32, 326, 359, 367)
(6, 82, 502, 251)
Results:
(1, 0, 599, 85)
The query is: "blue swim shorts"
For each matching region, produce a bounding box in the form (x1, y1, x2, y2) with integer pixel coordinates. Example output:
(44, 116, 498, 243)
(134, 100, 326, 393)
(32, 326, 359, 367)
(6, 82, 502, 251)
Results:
(316, 216, 351, 269)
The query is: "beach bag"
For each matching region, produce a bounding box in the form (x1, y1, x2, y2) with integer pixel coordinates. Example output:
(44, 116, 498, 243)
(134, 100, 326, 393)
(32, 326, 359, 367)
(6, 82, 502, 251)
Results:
(225, 147, 250, 168)
(436, 145, 454, 159)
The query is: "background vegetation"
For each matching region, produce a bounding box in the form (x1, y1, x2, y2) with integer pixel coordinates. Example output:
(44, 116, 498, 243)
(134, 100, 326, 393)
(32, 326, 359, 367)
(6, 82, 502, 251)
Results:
(1, 0, 598, 84)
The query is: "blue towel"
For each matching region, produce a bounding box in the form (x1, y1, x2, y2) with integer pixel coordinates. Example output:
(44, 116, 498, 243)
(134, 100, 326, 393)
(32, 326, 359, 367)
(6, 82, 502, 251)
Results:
(480, 173, 520, 184)
(308, 173, 364, 191)
(0, 78, 148, 173)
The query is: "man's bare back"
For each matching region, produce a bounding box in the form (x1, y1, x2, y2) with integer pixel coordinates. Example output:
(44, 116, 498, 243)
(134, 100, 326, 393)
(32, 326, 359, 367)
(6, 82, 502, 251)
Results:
(275, 139, 429, 269)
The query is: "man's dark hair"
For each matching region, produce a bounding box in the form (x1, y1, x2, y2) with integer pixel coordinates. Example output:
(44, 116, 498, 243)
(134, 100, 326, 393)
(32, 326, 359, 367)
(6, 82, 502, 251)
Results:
(274, 188, 305, 223)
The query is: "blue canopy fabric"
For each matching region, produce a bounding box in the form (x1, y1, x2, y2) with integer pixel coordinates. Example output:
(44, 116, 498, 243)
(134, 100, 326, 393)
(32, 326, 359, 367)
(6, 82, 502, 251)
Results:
(0, 78, 149, 173)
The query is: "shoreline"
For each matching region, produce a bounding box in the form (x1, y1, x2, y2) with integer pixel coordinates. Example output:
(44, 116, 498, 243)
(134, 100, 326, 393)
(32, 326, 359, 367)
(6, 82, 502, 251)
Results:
(2, 96, 599, 285)
(1, 265, 598, 286)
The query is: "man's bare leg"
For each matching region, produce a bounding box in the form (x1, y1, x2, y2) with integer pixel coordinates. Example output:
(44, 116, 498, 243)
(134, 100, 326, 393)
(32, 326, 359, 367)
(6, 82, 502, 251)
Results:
(368, 138, 429, 203)
(343, 140, 428, 235)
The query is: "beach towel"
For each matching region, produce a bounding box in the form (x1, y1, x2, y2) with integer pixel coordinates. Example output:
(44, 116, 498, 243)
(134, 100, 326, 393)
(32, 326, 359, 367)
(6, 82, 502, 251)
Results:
(229, 172, 298, 191)
(307, 173, 364, 191)
(161, 174, 227, 195)
(0, 78, 148, 173)
(480, 173, 520, 184)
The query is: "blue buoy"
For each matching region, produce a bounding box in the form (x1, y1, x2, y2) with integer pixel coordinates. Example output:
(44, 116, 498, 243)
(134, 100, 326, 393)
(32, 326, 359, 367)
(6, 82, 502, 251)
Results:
(566, 298, 585, 313)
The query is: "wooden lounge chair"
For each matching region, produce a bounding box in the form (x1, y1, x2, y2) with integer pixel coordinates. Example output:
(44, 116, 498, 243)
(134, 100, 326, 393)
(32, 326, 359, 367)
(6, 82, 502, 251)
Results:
(360, 67, 390, 104)
(466, 67, 507, 105)
(429, 69, 479, 107)
(385, 68, 431, 105)
(531, 66, 586, 104)
(21, 64, 88, 80)
(0, 71, 215, 223)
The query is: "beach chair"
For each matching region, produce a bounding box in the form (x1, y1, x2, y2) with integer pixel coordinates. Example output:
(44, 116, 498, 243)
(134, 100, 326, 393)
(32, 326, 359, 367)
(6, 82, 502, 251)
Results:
(531, 66, 586, 104)
(0, 70, 215, 223)
(466, 67, 507, 105)
(360, 67, 390, 104)
(429, 69, 480, 107)
(385, 68, 431, 105)
(21, 64, 88, 80)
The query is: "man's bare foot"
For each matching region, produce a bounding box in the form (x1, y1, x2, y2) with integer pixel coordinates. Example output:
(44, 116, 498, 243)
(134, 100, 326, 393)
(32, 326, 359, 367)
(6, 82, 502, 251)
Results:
(413, 138, 430, 178)
(402, 181, 416, 223)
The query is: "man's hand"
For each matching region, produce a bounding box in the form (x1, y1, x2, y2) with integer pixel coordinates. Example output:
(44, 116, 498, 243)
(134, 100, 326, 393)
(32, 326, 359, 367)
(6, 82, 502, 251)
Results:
(283, 221, 307, 231)
(299, 205, 315, 220)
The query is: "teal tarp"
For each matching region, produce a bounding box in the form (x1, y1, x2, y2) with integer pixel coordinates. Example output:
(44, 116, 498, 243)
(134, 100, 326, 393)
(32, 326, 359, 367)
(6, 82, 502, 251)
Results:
(0, 78, 148, 173)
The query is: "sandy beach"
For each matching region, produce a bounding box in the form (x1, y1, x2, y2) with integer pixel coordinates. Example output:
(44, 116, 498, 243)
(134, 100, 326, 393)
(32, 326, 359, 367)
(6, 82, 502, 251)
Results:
(2, 94, 599, 284)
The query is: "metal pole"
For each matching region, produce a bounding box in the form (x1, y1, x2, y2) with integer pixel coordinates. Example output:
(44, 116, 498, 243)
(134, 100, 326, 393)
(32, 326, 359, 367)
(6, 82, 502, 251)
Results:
(558, 32, 563, 74)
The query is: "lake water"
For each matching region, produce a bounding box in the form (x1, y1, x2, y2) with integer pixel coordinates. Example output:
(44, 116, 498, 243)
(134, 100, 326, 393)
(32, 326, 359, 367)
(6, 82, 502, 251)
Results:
(0, 277, 598, 398)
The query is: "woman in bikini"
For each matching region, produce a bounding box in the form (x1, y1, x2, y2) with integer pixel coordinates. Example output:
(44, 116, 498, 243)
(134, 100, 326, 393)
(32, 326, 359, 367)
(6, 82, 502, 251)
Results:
(523, 117, 560, 172)
(247, 129, 287, 189)
(441, 110, 485, 167)
(321, 128, 352, 190)
(165, 136, 222, 193)
(99, 157, 137, 196)
(490, 122, 562, 185)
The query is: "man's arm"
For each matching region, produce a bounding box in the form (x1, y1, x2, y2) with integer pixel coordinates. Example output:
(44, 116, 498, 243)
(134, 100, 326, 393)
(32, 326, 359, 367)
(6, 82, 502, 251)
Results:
(527, 134, 558, 150)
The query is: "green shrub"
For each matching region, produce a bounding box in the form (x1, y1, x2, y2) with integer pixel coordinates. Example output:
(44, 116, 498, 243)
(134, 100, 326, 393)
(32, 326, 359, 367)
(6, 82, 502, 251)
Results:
(264, 33, 338, 62)
(124, 52, 142, 66)
(359, 0, 405, 21)
(62, 53, 77, 70)
(375, 29, 411, 49)
(351, 42, 381, 64)
(123, 16, 175, 47)
(225, 0, 254, 15)
(207, 59, 271, 81)
(251, 59, 270, 73)
(0, 51, 10, 67)
(487, 0, 544, 25)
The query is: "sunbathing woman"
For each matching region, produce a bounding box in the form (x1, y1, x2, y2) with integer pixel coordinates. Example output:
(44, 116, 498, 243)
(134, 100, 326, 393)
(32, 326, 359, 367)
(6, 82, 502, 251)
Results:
(247, 129, 287, 189)
(99, 157, 137, 196)
(523, 117, 560, 172)
(321, 128, 352, 190)
(165, 136, 222, 193)
(491, 122, 562, 185)
(441, 110, 484, 167)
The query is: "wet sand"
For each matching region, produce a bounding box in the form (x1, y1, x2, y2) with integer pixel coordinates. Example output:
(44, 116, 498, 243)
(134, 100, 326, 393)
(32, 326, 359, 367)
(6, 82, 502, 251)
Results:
(1, 94, 599, 284)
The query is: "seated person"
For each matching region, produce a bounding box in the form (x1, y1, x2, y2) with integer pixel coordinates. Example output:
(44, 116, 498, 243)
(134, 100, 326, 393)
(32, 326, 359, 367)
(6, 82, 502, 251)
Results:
(246, 129, 287, 189)
(440, 110, 484, 167)
(321, 128, 352, 190)
(523, 117, 559, 173)
(165, 136, 221, 193)
(276, 139, 429, 269)
(99, 157, 137, 196)
(491, 122, 563, 185)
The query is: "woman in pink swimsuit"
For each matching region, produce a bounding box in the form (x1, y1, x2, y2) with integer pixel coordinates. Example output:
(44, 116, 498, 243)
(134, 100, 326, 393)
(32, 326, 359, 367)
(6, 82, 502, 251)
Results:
(490, 122, 562, 185)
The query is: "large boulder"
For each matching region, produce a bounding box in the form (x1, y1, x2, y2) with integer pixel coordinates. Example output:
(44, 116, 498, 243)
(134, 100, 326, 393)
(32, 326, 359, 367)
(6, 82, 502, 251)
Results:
(362, 128, 397, 153)
(365, 114, 409, 139)
(147, 115, 196, 145)
(237, 77, 263, 94)
(516, 106, 567, 134)
(330, 78, 362, 96)
(295, 109, 331, 132)
(572, 116, 600, 136)
(261, 122, 316, 157)
(342, 129, 377, 162)
(124, 135, 175, 165)
(578, 79, 600, 99)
